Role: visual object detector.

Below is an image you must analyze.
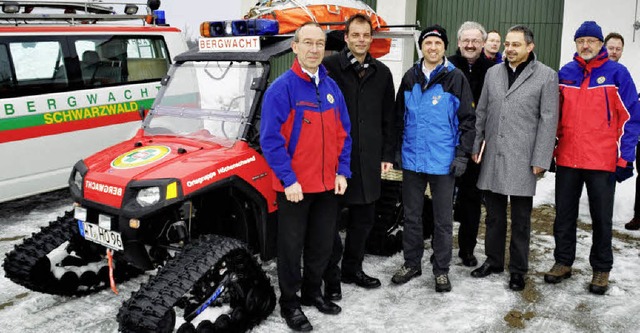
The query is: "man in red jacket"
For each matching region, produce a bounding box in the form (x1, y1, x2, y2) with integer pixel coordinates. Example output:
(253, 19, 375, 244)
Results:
(260, 22, 352, 331)
(544, 21, 640, 295)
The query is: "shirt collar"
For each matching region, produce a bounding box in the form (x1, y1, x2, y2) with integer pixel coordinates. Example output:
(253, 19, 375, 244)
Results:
(300, 67, 320, 85)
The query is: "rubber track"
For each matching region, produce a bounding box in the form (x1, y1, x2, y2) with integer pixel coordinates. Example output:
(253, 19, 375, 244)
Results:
(367, 180, 403, 256)
(3, 210, 140, 296)
(117, 234, 275, 333)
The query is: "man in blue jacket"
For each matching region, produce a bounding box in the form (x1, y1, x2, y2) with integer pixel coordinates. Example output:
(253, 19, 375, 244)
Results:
(260, 22, 352, 331)
(391, 25, 475, 292)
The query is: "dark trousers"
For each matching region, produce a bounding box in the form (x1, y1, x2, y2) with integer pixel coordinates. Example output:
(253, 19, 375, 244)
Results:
(402, 169, 455, 275)
(483, 191, 533, 274)
(277, 191, 338, 309)
(454, 161, 482, 257)
(324, 202, 376, 285)
(553, 166, 615, 272)
(634, 145, 640, 217)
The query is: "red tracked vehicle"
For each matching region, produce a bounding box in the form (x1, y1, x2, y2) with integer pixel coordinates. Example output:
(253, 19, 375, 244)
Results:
(2, 25, 296, 332)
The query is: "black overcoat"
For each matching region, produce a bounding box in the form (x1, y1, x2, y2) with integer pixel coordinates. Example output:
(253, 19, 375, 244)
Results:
(323, 49, 395, 204)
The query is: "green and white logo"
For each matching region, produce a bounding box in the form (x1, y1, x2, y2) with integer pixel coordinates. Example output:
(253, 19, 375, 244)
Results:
(111, 145, 171, 169)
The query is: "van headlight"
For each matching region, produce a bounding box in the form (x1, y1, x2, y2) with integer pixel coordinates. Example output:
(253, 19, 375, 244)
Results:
(136, 187, 160, 207)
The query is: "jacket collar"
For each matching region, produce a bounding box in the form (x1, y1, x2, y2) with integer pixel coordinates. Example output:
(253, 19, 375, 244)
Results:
(504, 52, 538, 96)
(573, 46, 609, 71)
(413, 56, 450, 87)
(291, 57, 328, 82)
(337, 47, 376, 71)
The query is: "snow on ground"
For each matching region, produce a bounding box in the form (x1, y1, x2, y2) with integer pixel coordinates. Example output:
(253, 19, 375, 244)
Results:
(1, 172, 639, 332)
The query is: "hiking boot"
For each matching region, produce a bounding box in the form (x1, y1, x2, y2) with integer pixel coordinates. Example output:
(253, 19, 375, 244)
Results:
(391, 265, 422, 285)
(435, 274, 452, 292)
(544, 263, 572, 284)
(589, 271, 610, 295)
(625, 217, 640, 230)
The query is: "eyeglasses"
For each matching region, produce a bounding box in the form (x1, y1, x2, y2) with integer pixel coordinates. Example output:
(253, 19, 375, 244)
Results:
(575, 38, 601, 46)
(299, 40, 326, 49)
(461, 39, 482, 45)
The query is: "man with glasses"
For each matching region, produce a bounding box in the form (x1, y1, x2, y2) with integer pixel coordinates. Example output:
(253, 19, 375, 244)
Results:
(544, 21, 640, 295)
(322, 13, 396, 300)
(448, 21, 496, 268)
(261, 22, 351, 331)
(469, 25, 558, 291)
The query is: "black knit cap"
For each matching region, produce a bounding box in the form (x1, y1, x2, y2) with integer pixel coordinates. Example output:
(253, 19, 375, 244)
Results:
(419, 24, 448, 49)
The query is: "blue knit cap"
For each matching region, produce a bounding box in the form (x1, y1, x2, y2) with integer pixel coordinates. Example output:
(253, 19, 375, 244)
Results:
(574, 21, 603, 42)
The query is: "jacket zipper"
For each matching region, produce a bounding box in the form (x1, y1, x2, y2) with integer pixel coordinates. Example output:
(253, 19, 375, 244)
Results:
(604, 91, 611, 127)
(314, 80, 327, 191)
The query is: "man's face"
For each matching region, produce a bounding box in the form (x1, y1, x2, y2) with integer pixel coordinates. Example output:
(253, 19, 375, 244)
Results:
(575, 36, 603, 61)
(344, 20, 373, 59)
(292, 25, 326, 72)
(485, 32, 501, 54)
(457, 28, 484, 61)
(421, 36, 445, 67)
(504, 31, 533, 67)
(606, 38, 623, 62)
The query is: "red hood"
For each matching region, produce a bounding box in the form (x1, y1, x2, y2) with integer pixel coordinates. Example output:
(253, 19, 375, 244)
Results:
(81, 131, 275, 210)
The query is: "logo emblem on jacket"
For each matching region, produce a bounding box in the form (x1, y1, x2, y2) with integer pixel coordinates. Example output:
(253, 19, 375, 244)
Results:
(432, 95, 442, 105)
(597, 76, 606, 84)
(327, 93, 335, 104)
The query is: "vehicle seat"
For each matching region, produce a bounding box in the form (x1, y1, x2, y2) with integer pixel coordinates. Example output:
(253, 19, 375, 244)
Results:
(81, 50, 122, 86)
(81, 50, 100, 84)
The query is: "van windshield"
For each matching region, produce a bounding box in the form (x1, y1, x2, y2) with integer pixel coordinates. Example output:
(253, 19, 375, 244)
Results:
(144, 61, 264, 147)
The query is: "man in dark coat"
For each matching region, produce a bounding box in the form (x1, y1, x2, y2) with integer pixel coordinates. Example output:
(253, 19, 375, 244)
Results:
(322, 13, 396, 300)
(448, 21, 496, 268)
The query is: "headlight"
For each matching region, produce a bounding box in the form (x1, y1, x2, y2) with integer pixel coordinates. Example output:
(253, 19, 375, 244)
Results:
(136, 187, 160, 207)
(73, 171, 83, 190)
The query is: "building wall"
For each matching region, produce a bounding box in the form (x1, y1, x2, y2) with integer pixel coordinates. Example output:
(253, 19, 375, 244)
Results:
(561, 0, 640, 84)
(416, 0, 564, 70)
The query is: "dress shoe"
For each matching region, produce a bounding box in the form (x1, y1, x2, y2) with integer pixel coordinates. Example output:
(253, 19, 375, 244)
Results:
(470, 261, 504, 278)
(324, 283, 342, 301)
(459, 252, 478, 267)
(625, 217, 640, 230)
(509, 273, 525, 291)
(301, 295, 341, 315)
(342, 271, 381, 289)
(280, 307, 313, 331)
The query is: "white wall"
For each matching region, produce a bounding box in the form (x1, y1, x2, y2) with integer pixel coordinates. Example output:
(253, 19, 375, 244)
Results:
(561, 0, 640, 84)
(377, 0, 418, 92)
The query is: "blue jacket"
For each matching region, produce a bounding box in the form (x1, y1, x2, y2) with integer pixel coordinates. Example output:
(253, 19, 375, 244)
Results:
(394, 58, 475, 175)
(260, 58, 352, 193)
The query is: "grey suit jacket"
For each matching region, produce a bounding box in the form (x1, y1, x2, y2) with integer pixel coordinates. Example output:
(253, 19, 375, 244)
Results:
(473, 56, 559, 196)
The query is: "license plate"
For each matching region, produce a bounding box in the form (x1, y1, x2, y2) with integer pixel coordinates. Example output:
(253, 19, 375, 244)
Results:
(78, 221, 123, 251)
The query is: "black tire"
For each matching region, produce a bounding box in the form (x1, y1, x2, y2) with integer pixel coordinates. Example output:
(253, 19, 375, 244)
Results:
(3, 211, 140, 296)
(117, 234, 275, 333)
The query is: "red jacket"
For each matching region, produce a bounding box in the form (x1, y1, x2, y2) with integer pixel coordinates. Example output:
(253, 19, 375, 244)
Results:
(260, 59, 352, 193)
(556, 48, 640, 172)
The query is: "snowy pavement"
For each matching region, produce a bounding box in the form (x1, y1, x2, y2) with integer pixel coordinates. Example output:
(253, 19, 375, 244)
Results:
(1, 173, 640, 332)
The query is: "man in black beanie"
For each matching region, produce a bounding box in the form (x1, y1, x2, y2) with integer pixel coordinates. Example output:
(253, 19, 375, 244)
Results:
(391, 24, 474, 292)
